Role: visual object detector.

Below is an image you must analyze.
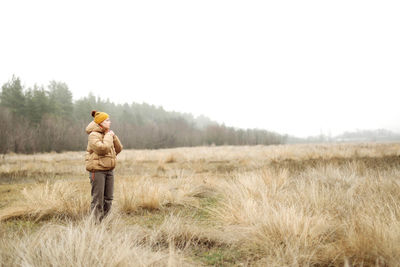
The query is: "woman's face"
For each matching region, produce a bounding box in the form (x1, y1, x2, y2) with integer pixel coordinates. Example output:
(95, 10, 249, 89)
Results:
(100, 118, 111, 130)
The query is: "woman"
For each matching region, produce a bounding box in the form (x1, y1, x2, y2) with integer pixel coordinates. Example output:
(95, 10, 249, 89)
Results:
(85, 110, 123, 222)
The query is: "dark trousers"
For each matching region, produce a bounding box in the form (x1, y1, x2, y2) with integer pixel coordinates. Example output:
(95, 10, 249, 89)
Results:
(89, 170, 114, 221)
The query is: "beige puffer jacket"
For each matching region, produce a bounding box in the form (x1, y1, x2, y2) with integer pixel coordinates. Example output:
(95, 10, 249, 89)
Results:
(85, 121, 123, 172)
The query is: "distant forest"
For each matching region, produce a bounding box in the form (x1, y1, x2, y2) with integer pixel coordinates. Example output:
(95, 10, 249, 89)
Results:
(0, 76, 287, 153)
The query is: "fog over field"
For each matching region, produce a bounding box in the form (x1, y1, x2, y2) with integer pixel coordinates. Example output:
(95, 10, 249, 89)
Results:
(1, 0, 399, 138)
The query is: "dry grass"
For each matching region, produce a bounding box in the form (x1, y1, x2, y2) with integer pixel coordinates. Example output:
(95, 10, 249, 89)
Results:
(118, 176, 212, 213)
(210, 165, 400, 266)
(0, 143, 400, 266)
(0, 180, 90, 221)
(0, 176, 211, 222)
(118, 143, 400, 162)
(0, 214, 193, 266)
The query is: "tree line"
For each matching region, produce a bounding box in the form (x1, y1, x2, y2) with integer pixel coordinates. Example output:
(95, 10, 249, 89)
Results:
(0, 76, 287, 154)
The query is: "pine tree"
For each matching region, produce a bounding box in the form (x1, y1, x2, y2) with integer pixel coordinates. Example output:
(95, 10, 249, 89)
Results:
(25, 85, 51, 123)
(0, 75, 26, 117)
(48, 81, 73, 118)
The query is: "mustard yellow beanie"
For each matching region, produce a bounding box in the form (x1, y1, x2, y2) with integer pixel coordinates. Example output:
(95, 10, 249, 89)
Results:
(91, 110, 109, 124)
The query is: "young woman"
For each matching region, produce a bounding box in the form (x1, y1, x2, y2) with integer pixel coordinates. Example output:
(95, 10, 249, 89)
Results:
(85, 110, 123, 222)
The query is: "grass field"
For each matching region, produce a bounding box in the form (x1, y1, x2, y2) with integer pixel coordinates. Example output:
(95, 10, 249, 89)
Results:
(0, 143, 399, 266)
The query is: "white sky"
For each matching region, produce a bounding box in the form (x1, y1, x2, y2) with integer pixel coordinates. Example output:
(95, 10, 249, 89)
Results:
(0, 0, 399, 137)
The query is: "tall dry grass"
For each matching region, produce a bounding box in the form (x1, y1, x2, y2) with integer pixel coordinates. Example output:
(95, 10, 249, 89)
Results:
(0, 151, 85, 183)
(0, 175, 213, 221)
(117, 176, 212, 213)
(1, 143, 400, 266)
(3, 143, 399, 182)
(0, 214, 194, 267)
(210, 164, 400, 266)
(0, 181, 90, 221)
(0, 212, 235, 266)
(118, 143, 400, 163)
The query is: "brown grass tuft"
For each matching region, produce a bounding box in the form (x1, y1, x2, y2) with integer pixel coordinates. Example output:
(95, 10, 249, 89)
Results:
(164, 154, 177, 164)
(0, 214, 193, 266)
(117, 176, 212, 214)
(0, 181, 90, 221)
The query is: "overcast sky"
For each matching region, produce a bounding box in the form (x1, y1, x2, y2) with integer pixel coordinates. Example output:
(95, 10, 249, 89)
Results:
(0, 0, 399, 137)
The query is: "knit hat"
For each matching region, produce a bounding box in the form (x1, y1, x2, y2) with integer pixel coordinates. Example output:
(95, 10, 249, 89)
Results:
(91, 110, 109, 124)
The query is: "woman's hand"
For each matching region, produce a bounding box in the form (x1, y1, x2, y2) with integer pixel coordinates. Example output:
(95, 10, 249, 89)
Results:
(107, 130, 115, 137)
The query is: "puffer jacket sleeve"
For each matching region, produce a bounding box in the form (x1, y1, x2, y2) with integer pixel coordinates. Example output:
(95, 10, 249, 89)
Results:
(113, 135, 123, 155)
(89, 132, 113, 155)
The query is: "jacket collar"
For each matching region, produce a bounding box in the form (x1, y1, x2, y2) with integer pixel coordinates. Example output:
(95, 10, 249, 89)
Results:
(85, 121, 105, 134)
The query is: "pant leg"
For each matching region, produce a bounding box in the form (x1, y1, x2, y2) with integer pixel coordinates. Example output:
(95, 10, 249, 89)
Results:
(103, 170, 114, 218)
(90, 171, 106, 221)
